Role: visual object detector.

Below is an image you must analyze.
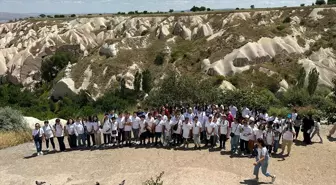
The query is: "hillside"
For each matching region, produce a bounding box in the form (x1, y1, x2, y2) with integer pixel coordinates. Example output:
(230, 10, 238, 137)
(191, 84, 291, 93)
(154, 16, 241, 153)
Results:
(1, 6, 336, 101)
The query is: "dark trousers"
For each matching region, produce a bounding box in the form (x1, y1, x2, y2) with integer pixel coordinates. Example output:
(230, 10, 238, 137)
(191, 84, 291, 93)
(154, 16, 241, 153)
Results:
(155, 132, 162, 145)
(46, 137, 55, 149)
(219, 134, 227, 149)
(124, 131, 132, 145)
(69, 134, 77, 148)
(240, 139, 249, 153)
(117, 129, 125, 144)
(303, 131, 312, 144)
(103, 133, 111, 144)
(57, 136, 66, 151)
(140, 132, 147, 145)
(294, 126, 300, 139)
(205, 136, 215, 147)
(86, 133, 95, 147)
(266, 145, 273, 154)
(172, 133, 182, 145)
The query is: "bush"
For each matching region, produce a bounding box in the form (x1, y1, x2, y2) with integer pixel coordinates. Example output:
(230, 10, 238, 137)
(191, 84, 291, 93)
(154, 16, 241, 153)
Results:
(0, 130, 32, 149)
(250, 5, 255, 9)
(143, 171, 164, 185)
(0, 107, 27, 131)
(154, 53, 165, 65)
(278, 87, 310, 107)
(70, 14, 76, 17)
(307, 68, 319, 95)
(315, 0, 326, 5)
(300, 3, 305, 6)
(268, 107, 290, 117)
(283, 17, 291, 23)
(169, 9, 174, 13)
(39, 14, 46, 18)
(276, 24, 286, 31)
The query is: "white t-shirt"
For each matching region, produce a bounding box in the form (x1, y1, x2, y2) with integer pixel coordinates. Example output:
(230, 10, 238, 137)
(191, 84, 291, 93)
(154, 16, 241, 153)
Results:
(131, 116, 141, 129)
(229, 106, 238, 118)
(164, 120, 173, 134)
(315, 121, 321, 131)
(139, 119, 146, 133)
(102, 119, 111, 134)
(146, 117, 155, 131)
(66, 124, 75, 135)
(206, 122, 216, 136)
(231, 122, 241, 136)
(249, 127, 258, 141)
(182, 123, 192, 138)
(32, 128, 44, 137)
(85, 122, 93, 133)
(92, 121, 100, 131)
(192, 121, 202, 135)
(54, 124, 64, 137)
(242, 107, 250, 118)
(155, 120, 164, 133)
(258, 147, 269, 159)
(255, 129, 265, 140)
(265, 131, 274, 145)
(274, 127, 282, 140)
(283, 125, 295, 141)
(117, 117, 125, 129)
(173, 120, 182, 134)
(240, 125, 252, 141)
(111, 121, 118, 136)
(43, 124, 54, 139)
(74, 122, 85, 135)
(219, 120, 229, 135)
(124, 118, 132, 132)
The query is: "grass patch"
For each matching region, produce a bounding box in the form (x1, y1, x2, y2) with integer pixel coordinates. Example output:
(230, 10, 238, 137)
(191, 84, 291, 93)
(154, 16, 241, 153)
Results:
(0, 130, 32, 149)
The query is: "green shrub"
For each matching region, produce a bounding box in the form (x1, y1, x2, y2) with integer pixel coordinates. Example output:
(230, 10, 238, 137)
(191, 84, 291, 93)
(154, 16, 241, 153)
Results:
(268, 107, 290, 117)
(143, 172, 164, 185)
(283, 17, 291, 23)
(154, 53, 165, 65)
(0, 107, 27, 131)
(278, 87, 310, 107)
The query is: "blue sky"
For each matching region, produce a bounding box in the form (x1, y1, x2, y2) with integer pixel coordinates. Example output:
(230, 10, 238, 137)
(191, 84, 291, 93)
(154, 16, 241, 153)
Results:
(0, 0, 315, 14)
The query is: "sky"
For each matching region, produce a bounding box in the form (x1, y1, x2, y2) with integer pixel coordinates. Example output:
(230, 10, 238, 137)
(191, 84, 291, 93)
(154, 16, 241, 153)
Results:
(0, 0, 316, 14)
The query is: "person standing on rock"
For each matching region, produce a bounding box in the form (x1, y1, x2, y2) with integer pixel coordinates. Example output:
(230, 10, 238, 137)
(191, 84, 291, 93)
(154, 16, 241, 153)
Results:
(42, 120, 56, 151)
(54, 118, 66, 151)
(253, 138, 276, 183)
(32, 123, 44, 156)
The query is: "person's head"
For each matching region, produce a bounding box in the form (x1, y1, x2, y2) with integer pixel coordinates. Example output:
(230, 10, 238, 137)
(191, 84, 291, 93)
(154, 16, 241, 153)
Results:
(208, 115, 213, 121)
(35, 123, 41, 129)
(221, 114, 227, 120)
(157, 114, 162, 120)
(256, 138, 266, 147)
(76, 117, 81, 122)
(55, 118, 60, 125)
(44, 120, 49, 126)
(111, 117, 116, 121)
(148, 113, 152, 118)
(316, 117, 321, 122)
(133, 112, 137, 117)
(194, 116, 198, 122)
(293, 109, 297, 113)
(140, 115, 145, 120)
(184, 117, 189, 123)
(93, 115, 98, 122)
(67, 119, 73, 125)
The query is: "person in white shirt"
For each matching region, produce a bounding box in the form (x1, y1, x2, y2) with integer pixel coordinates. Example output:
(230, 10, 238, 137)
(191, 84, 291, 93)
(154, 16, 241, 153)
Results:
(192, 116, 202, 149)
(240, 119, 252, 156)
(310, 117, 323, 143)
(131, 112, 141, 144)
(66, 119, 77, 149)
(248, 118, 257, 153)
(32, 123, 44, 156)
(253, 138, 276, 183)
(172, 112, 183, 146)
(102, 116, 112, 146)
(163, 115, 174, 147)
(154, 115, 164, 146)
(146, 113, 155, 145)
(92, 115, 101, 147)
(43, 120, 55, 151)
(230, 119, 241, 154)
(264, 127, 274, 156)
(280, 122, 296, 156)
(139, 115, 147, 145)
(219, 114, 229, 151)
(205, 115, 216, 148)
(229, 105, 238, 118)
(85, 116, 95, 147)
(242, 107, 251, 118)
(117, 113, 125, 146)
(110, 117, 118, 146)
(124, 113, 133, 146)
(182, 117, 192, 148)
(272, 121, 281, 154)
(53, 118, 66, 151)
(74, 117, 86, 147)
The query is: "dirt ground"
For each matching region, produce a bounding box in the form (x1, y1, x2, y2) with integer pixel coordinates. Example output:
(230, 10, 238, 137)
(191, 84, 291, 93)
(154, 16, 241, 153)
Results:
(0, 125, 335, 185)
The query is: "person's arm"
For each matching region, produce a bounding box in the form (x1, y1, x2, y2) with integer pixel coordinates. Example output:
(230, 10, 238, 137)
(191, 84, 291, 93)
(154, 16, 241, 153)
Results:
(254, 155, 266, 165)
(74, 125, 78, 136)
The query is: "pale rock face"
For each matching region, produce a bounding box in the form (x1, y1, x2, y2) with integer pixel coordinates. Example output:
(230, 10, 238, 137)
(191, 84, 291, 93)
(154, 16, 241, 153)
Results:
(279, 79, 289, 92)
(309, 8, 336, 20)
(158, 24, 170, 39)
(219, 80, 236, 91)
(24, 116, 67, 129)
(99, 43, 118, 57)
(298, 48, 336, 86)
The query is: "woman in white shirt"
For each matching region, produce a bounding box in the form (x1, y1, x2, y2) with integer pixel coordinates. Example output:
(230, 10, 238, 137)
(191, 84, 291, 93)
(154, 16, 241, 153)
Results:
(86, 116, 95, 147)
(192, 116, 202, 149)
(280, 122, 295, 156)
(253, 138, 276, 183)
(110, 117, 118, 146)
(230, 119, 241, 154)
(219, 114, 229, 151)
(272, 121, 281, 154)
(32, 123, 44, 156)
(139, 115, 147, 145)
(182, 117, 192, 148)
(92, 115, 101, 147)
(310, 117, 323, 143)
(264, 127, 274, 157)
(131, 112, 141, 144)
(66, 119, 77, 149)
(154, 115, 164, 146)
(124, 113, 133, 147)
(43, 120, 55, 151)
(240, 119, 252, 156)
(102, 116, 112, 146)
(74, 117, 86, 147)
(172, 114, 183, 146)
(205, 115, 216, 148)
(54, 118, 66, 151)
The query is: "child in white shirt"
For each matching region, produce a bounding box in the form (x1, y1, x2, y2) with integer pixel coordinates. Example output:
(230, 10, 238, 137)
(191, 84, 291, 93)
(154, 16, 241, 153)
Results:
(265, 127, 274, 156)
(182, 117, 192, 148)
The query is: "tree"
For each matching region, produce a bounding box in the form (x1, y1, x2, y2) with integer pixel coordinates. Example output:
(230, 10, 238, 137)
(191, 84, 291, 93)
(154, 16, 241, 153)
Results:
(207, 8, 211, 11)
(134, 71, 142, 92)
(200, 6, 206, 11)
(297, 67, 306, 88)
(142, 69, 152, 93)
(236, 7, 240, 10)
(70, 14, 76, 17)
(315, 0, 326, 5)
(300, 3, 305, 6)
(307, 68, 319, 95)
(190, 6, 199, 12)
(283, 16, 291, 23)
(169, 9, 174, 13)
(128, 11, 135, 14)
(143, 10, 148, 14)
(329, 0, 336, 4)
(250, 5, 255, 9)
(39, 14, 46, 18)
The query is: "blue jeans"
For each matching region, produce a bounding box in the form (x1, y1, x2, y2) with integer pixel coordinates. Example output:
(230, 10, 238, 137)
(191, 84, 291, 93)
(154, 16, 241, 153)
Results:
(77, 134, 86, 146)
(230, 135, 239, 153)
(273, 140, 279, 153)
(253, 161, 271, 177)
(34, 137, 42, 153)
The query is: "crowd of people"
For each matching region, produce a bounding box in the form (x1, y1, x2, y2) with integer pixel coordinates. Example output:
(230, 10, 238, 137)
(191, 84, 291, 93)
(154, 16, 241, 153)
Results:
(32, 104, 330, 183)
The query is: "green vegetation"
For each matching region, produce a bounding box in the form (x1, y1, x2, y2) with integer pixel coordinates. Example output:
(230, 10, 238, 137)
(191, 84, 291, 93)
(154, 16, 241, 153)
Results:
(329, 0, 336, 4)
(190, 6, 211, 12)
(0, 107, 27, 131)
(307, 68, 319, 95)
(143, 172, 164, 185)
(316, 0, 326, 5)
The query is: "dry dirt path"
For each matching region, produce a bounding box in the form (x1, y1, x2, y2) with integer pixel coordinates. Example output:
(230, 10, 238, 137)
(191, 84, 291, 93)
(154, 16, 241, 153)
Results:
(0, 125, 335, 185)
